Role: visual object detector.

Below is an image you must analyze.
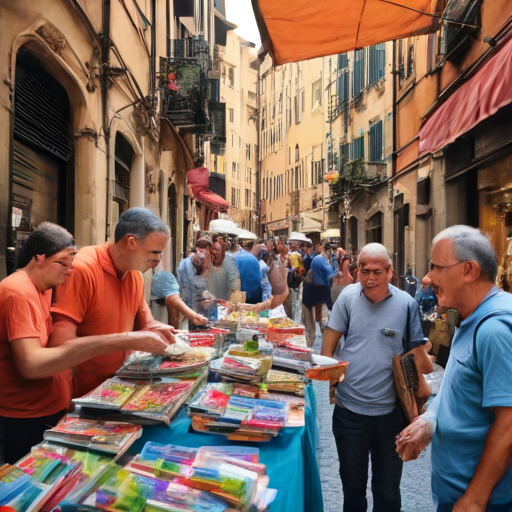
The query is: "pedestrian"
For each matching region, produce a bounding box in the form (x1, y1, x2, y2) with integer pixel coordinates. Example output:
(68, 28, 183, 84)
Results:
(321, 242, 424, 512)
(50, 208, 176, 398)
(267, 238, 289, 309)
(396, 225, 512, 512)
(259, 251, 273, 302)
(302, 244, 340, 345)
(233, 238, 262, 304)
(415, 275, 437, 315)
(208, 240, 241, 301)
(150, 266, 209, 328)
(0, 222, 169, 462)
(331, 248, 353, 303)
(303, 243, 314, 272)
(177, 237, 212, 315)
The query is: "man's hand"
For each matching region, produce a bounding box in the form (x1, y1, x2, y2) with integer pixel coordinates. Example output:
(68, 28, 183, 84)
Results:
(452, 496, 486, 512)
(127, 331, 172, 355)
(145, 322, 176, 344)
(395, 417, 433, 461)
(192, 313, 209, 325)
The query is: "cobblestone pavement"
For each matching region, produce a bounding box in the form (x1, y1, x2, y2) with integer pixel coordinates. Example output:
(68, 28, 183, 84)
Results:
(312, 334, 435, 512)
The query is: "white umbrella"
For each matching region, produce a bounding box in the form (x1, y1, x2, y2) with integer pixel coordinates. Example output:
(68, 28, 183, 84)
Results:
(289, 231, 311, 243)
(208, 219, 241, 235)
(237, 229, 258, 240)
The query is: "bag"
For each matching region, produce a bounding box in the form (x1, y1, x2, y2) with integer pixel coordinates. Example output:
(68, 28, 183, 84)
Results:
(287, 268, 304, 289)
(393, 306, 434, 425)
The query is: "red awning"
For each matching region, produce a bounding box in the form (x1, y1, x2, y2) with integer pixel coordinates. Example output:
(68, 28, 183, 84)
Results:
(252, 0, 444, 65)
(195, 190, 229, 211)
(419, 36, 512, 156)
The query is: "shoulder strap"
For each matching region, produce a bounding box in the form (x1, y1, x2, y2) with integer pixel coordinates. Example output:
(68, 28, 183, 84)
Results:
(403, 304, 411, 354)
(473, 310, 512, 367)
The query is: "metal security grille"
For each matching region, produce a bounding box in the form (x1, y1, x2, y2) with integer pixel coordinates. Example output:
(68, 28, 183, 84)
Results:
(14, 56, 72, 162)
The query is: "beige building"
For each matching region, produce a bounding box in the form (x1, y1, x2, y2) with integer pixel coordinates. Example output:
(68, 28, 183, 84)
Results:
(0, 0, 237, 278)
(259, 57, 328, 241)
(326, 44, 394, 260)
(205, 30, 258, 232)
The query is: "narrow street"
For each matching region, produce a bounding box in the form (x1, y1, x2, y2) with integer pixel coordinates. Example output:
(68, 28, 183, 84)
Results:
(312, 335, 435, 512)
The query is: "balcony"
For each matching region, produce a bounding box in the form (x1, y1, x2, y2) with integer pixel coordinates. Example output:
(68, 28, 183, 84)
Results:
(159, 37, 211, 134)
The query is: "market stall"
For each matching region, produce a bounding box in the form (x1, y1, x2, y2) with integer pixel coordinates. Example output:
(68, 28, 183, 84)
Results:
(0, 304, 345, 512)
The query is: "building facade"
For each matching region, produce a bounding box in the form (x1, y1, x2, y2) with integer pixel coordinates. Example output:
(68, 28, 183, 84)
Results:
(394, 0, 512, 282)
(0, 0, 238, 278)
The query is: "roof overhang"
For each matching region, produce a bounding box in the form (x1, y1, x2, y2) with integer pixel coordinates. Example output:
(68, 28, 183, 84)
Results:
(252, 0, 444, 65)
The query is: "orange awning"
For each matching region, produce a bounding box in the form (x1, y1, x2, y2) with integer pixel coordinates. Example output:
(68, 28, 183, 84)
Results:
(252, 0, 444, 65)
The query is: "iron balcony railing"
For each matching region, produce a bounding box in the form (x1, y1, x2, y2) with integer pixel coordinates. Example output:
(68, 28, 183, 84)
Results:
(159, 36, 211, 133)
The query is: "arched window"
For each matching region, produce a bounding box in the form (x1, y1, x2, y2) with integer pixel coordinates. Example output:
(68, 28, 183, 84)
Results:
(295, 144, 299, 162)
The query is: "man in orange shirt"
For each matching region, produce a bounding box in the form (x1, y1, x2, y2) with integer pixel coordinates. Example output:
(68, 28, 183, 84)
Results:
(50, 208, 176, 397)
(0, 223, 170, 463)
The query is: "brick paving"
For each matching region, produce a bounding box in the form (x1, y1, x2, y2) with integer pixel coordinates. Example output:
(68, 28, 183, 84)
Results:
(312, 334, 435, 512)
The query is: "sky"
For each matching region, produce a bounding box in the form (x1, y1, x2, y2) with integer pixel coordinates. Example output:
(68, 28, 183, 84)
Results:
(225, 0, 261, 46)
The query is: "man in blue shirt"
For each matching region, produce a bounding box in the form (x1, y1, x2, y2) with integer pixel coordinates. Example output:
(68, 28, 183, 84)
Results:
(397, 225, 512, 512)
(233, 239, 262, 304)
(322, 243, 424, 512)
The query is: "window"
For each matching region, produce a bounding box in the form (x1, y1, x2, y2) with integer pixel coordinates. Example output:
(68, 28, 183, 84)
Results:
(228, 67, 234, 87)
(245, 166, 252, 183)
(231, 162, 236, 177)
(231, 187, 236, 205)
(253, 192, 256, 207)
(340, 143, 349, 166)
(352, 136, 365, 160)
(353, 48, 365, 96)
(229, 108, 234, 123)
(295, 144, 299, 162)
(295, 166, 299, 189)
(369, 120, 383, 162)
(279, 93, 283, 113)
(338, 53, 348, 70)
(245, 189, 250, 207)
(231, 134, 234, 147)
(261, 108, 266, 130)
(246, 143, 251, 161)
(338, 68, 349, 105)
(311, 80, 322, 110)
(366, 212, 383, 243)
(369, 44, 385, 84)
(311, 161, 323, 186)
(294, 95, 299, 124)
(427, 33, 437, 72)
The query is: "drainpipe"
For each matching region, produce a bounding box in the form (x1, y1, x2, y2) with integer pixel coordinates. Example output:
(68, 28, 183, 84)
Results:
(151, 0, 157, 91)
(102, 0, 111, 240)
(256, 62, 262, 237)
(392, 39, 397, 179)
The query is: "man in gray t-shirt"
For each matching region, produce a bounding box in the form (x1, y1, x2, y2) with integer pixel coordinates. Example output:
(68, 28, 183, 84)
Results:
(322, 243, 423, 512)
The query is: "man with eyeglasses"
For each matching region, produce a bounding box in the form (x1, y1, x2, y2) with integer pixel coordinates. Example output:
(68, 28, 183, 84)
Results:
(50, 208, 176, 397)
(397, 226, 512, 512)
(0, 222, 171, 462)
(321, 242, 423, 512)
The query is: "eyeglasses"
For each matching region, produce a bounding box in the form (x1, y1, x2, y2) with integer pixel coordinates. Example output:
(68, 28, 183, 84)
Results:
(359, 267, 390, 277)
(429, 261, 468, 272)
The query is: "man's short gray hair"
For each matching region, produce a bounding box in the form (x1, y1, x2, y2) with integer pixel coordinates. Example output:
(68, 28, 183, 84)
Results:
(115, 207, 169, 243)
(432, 225, 497, 282)
(358, 243, 391, 266)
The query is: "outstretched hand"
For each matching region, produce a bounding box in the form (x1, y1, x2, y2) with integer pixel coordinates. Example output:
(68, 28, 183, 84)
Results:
(145, 322, 176, 345)
(127, 330, 172, 355)
(395, 417, 433, 461)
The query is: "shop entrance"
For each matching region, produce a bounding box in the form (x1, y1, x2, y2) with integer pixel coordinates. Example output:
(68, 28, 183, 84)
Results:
(9, 49, 74, 274)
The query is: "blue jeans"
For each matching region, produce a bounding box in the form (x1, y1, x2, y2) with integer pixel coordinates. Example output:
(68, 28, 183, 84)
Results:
(332, 405, 403, 512)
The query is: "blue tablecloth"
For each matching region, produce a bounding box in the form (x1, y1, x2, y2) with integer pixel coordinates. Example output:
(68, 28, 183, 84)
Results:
(128, 384, 323, 512)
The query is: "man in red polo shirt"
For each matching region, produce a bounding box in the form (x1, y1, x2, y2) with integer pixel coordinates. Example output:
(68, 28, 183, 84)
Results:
(0, 222, 169, 463)
(51, 208, 176, 397)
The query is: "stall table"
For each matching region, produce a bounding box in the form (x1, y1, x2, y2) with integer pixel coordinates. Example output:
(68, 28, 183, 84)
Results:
(128, 384, 323, 512)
